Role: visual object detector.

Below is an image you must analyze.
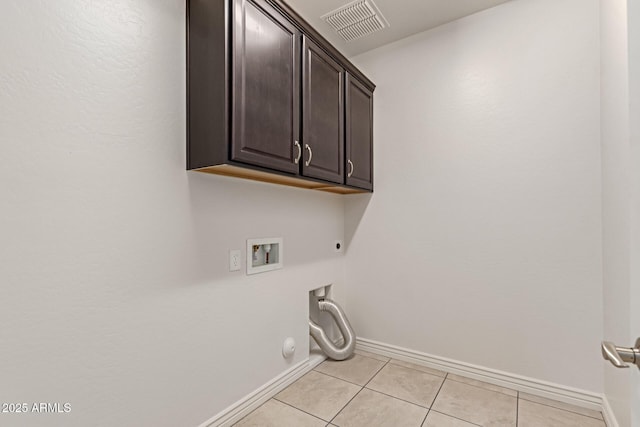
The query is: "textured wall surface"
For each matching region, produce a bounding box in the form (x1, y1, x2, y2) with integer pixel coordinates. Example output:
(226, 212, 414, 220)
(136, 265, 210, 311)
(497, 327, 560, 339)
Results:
(347, 0, 603, 393)
(0, 1, 345, 426)
(0, 0, 622, 425)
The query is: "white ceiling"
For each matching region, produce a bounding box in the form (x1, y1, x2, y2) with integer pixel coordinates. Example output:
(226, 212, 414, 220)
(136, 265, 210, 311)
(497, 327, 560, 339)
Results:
(286, 0, 513, 57)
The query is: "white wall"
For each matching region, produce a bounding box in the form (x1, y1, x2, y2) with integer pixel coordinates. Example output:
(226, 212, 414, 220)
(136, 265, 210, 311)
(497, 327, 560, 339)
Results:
(0, 1, 345, 426)
(600, 0, 632, 424)
(347, 0, 603, 392)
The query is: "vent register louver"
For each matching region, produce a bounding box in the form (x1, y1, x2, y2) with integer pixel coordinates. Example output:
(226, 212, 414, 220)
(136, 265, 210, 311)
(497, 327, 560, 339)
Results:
(322, 0, 389, 42)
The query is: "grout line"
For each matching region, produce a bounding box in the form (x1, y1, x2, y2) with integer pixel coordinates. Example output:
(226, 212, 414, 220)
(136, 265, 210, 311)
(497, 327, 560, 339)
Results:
(518, 397, 605, 422)
(272, 397, 334, 424)
(363, 359, 389, 388)
(312, 369, 369, 388)
(327, 386, 365, 425)
(328, 359, 391, 425)
(444, 376, 517, 398)
(386, 359, 448, 379)
(362, 386, 435, 410)
(428, 410, 483, 426)
(518, 393, 604, 420)
(358, 361, 449, 411)
(313, 354, 389, 387)
(420, 409, 430, 427)
(387, 356, 517, 397)
(429, 372, 448, 409)
(273, 353, 598, 427)
(353, 351, 391, 363)
(357, 344, 603, 416)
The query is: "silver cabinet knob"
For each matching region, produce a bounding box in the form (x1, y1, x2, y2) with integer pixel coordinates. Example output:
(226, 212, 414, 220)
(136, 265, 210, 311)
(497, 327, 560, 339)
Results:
(294, 141, 302, 164)
(601, 338, 640, 369)
(347, 160, 354, 178)
(305, 144, 313, 167)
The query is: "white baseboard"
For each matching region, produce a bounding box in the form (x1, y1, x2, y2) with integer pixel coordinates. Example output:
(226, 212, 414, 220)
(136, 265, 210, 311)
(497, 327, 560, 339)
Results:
(357, 337, 604, 414)
(601, 395, 620, 427)
(198, 353, 327, 427)
(199, 337, 617, 427)
(199, 359, 311, 427)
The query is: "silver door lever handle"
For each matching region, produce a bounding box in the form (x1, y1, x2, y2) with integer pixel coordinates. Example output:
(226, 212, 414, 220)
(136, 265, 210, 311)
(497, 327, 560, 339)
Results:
(601, 339, 640, 369)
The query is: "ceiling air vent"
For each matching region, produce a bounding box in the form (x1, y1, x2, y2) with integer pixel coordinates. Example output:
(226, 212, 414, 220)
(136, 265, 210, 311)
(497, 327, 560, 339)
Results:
(322, 0, 389, 42)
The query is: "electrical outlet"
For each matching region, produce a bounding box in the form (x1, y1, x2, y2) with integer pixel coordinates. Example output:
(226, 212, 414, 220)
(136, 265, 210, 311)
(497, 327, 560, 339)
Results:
(229, 249, 241, 272)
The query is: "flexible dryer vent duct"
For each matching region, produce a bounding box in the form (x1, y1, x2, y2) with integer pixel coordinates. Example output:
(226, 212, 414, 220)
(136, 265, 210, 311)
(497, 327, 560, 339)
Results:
(309, 298, 355, 360)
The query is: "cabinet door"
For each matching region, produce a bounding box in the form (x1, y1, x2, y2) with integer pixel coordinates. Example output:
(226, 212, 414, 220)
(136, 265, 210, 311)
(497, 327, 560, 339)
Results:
(232, 0, 300, 174)
(301, 36, 344, 184)
(345, 73, 373, 190)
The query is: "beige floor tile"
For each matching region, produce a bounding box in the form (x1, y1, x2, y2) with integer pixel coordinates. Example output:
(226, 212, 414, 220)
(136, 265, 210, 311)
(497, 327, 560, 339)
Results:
(234, 399, 326, 427)
(366, 363, 445, 407)
(518, 400, 606, 427)
(423, 411, 479, 427)
(332, 388, 427, 427)
(446, 373, 517, 397)
(275, 371, 361, 421)
(315, 354, 386, 385)
(354, 348, 391, 362)
(519, 392, 603, 420)
(388, 359, 447, 378)
(431, 379, 517, 426)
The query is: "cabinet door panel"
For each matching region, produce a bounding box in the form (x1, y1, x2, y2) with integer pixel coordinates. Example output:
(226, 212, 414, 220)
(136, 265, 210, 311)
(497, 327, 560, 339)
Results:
(302, 37, 344, 184)
(232, 0, 300, 174)
(345, 73, 373, 190)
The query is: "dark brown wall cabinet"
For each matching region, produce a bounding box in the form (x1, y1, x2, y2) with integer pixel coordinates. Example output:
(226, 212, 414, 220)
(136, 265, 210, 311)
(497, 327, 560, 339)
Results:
(187, 0, 375, 193)
(346, 74, 374, 191)
(231, 0, 300, 174)
(302, 36, 344, 184)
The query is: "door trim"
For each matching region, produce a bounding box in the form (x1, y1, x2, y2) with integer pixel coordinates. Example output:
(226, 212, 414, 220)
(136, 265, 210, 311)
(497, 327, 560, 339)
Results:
(602, 395, 621, 427)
